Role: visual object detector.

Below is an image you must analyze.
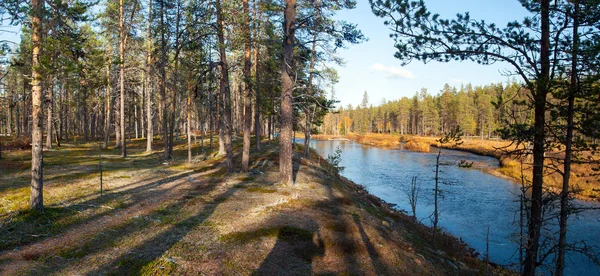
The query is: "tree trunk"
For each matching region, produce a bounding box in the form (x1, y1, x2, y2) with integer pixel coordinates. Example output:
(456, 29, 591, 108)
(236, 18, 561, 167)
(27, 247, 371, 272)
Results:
(253, 0, 262, 152)
(209, 77, 213, 152)
(556, 1, 579, 275)
(304, 5, 319, 158)
(46, 80, 53, 149)
(433, 148, 441, 242)
(523, 1, 550, 275)
(187, 81, 192, 163)
(160, 0, 168, 160)
(83, 99, 89, 142)
(216, 0, 234, 172)
(134, 100, 139, 139)
(103, 62, 112, 149)
(115, 93, 121, 147)
(280, 0, 296, 185)
(119, 0, 127, 157)
(145, 0, 153, 152)
(169, 3, 182, 159)
(241, 0, 252, 172)
(30, 0, 44, 212)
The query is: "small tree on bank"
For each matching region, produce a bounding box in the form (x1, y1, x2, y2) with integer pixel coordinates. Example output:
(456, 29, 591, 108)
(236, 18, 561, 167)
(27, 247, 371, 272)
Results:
(432, 125, 462, 242)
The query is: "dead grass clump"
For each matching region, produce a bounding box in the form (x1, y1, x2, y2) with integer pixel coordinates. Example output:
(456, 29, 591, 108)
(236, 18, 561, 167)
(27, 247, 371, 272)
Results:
(404, 140, 430, 153)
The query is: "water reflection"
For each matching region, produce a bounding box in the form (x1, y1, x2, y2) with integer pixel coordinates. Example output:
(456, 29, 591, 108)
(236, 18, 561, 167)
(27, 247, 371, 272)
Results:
(302, 139, 600, 275)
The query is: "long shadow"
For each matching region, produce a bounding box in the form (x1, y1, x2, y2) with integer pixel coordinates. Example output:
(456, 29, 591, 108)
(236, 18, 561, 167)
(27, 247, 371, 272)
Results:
(0, 167, 222, 252)
(314, 181, 365, 274)
(352, 215, 395, 276)
(253, 219, 325, 276)
(84, 179, 239, 275)
(0, 138, 210, 194)
(1, 172, 232, 275)
(0, 149, 161, 194)
(54, 164, 219, 207)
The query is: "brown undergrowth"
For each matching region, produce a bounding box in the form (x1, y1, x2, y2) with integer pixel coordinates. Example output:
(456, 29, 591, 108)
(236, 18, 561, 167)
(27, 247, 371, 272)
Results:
(313, 133, 600, 201)
(1, 137, 510, 275)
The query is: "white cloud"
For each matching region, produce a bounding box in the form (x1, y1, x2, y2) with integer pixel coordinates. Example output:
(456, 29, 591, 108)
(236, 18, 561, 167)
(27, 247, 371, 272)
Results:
(370, 63, 415, 79)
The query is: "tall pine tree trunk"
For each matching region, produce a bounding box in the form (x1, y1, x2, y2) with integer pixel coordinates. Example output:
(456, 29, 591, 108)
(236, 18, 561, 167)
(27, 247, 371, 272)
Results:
(103, 61, 112, 149)
(187, 80, 192, 163)
(30, 0, 44, 212)
(216, 0, 234, 172)
(241, 0, 252, 172)
(253, 0, 262, 152)
(160, 0, 168, 160)
(145, 0, 153, 152)
(524, 1, 550, 274)
(280, 0, 296, 185)
(556, 1, 579, 275)
(304, 3, 319, 157)
(119, 0, 127, 157)
(46, 80, 53, 149)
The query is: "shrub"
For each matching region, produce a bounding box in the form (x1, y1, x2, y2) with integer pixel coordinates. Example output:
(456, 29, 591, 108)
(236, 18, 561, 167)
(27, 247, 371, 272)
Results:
(404, 140, 430, 153)
(327, 146, 345, 173)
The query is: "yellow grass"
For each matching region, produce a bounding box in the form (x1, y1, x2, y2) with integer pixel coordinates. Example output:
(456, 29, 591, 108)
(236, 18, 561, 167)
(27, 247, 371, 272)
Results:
(405, 140, 431, 153)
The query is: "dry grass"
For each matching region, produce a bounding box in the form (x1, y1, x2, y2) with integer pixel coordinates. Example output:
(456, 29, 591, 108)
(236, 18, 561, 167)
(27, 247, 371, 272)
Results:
(0, 136, 507, 275)
(405, 140, 431, 153)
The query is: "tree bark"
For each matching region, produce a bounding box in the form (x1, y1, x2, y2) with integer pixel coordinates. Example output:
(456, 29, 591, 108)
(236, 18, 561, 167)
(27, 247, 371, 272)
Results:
(103, 61, 112, 149)
(187, 81, 192, 163)
(280, 0, 296, 185)
(216, 0, 234, 172)
(556, 1, 579, 275)
(160, 0, 168, 160)
(46, 80, 53, 149)
(523, 1, 550, 275)
(30, 0, 44, 212)
(241, 0, 252, 172)
(304, 3, 319, 157)
(119, 0, 127, 157)
(146, 0, 153, 152)
(253, 0, 262, 152)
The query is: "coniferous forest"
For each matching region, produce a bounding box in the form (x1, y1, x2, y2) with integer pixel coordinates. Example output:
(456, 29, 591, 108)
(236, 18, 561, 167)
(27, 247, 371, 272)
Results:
(1, 1, 600, 275)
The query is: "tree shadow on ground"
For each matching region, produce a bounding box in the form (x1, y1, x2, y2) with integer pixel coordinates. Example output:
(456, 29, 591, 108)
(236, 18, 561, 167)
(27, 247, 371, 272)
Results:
(0, 170, 236, 275)
(83, 179, 239, 275)
(253, 220, 325, 276)
(0, 165, 223, 253)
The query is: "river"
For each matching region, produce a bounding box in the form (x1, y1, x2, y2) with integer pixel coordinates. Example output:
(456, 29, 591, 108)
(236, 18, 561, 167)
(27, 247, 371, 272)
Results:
(303, 139, 600, 275)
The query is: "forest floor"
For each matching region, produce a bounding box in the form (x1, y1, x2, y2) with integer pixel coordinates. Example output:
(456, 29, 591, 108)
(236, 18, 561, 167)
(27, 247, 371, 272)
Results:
(312, 133, 600, 201)
(0, 137, 510, 275)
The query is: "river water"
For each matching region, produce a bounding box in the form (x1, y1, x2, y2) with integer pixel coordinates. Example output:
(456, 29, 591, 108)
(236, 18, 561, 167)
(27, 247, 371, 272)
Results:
(303, 139, 600, 275)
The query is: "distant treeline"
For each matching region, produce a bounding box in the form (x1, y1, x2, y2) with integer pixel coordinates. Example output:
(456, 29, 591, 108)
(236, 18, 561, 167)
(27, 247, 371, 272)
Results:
(321, 82, 530, 138)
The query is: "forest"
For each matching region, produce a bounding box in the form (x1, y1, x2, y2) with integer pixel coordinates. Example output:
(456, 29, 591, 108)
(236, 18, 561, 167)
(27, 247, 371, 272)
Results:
(1, 0, 600, 275)
(0, 0, 363, 193)
(321, 82, 525, 138)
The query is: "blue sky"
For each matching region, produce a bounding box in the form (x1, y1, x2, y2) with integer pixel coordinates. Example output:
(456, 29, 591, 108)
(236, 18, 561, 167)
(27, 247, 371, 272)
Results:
(330, 0, 531, 107)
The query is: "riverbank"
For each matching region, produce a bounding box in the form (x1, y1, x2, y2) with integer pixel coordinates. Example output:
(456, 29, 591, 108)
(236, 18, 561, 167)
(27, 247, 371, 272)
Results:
(0, 138, 507, 275)
(312, 133, 600, 201)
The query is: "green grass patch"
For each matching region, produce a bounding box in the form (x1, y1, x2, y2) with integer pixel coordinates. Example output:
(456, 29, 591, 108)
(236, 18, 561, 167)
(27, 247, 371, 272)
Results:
(0, 207, 79, 251)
